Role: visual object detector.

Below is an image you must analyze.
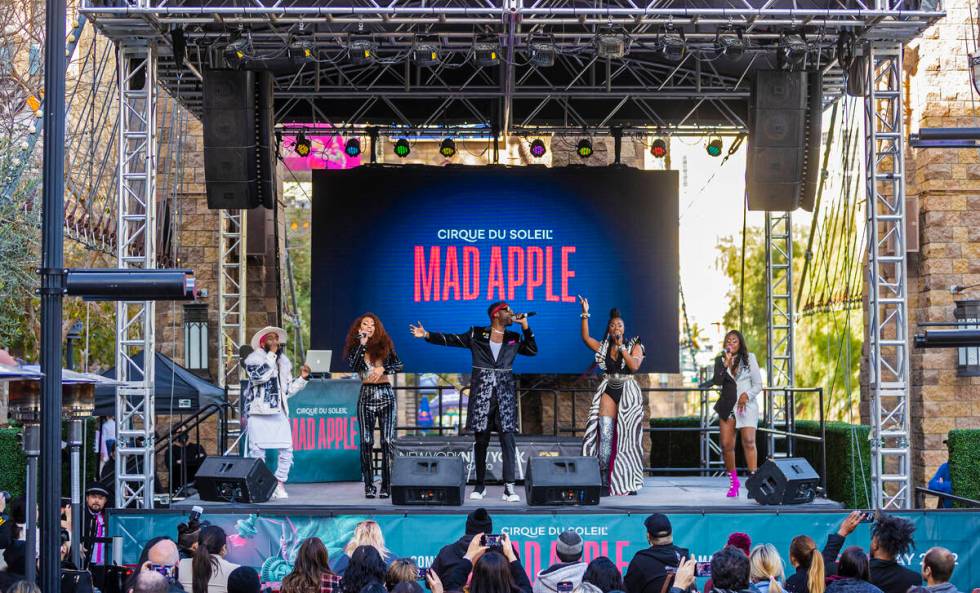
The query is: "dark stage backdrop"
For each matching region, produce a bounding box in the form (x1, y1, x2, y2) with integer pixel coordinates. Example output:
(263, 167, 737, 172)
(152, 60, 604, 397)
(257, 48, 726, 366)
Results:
(310, 166, 679, 374)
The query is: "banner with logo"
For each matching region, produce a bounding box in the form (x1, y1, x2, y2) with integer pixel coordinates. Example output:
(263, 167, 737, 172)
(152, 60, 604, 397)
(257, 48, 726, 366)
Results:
(264, 379, 361, 482)
(391, 437, 582, 483)
(111, 510, 979, 592)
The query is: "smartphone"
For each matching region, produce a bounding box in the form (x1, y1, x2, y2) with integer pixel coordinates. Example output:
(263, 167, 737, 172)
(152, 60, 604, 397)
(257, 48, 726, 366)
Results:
(482, 534, 502, 548)
(695, 562, 712, 578)
(860, 511, 875, 523)
(417, 567, 428, 581)
(557, 582, 573, 593)
(149, 564, 176, 581)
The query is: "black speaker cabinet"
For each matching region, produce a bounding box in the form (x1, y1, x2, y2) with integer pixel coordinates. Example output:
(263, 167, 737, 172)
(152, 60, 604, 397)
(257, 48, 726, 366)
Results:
(524, 456, 601, 506)
(391, 456, 465, 506)
(746, 70, 807, 212)
(195, 455, 276, 503)
(746, 458, 820, 505)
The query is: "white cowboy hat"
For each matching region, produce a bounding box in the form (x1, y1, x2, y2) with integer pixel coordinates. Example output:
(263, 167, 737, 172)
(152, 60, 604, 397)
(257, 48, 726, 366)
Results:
(250, 326, 288, 351)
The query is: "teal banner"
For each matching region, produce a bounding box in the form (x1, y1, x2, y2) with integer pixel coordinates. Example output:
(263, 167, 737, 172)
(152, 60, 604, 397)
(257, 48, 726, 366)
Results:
(264, 379, 361, 482)
(111, 510, 979, 592)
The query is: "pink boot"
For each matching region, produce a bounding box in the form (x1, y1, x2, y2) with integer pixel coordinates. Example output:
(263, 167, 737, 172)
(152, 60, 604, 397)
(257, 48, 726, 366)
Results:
(726, 470, 740, 498)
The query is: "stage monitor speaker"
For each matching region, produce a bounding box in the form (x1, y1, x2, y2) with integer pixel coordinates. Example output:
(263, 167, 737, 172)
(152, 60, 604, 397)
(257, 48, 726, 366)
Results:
(745, 457, 820, 505)
(195, 455, 277, 503)
(203, 69, 275, 210)
(391, 456, 465, 506)
(746, 70, 807, 212)
(524, 456, 601, 506)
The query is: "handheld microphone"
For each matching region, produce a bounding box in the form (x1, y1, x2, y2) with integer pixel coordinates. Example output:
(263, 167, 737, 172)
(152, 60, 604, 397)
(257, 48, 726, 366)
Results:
(514, 312, 537, 319)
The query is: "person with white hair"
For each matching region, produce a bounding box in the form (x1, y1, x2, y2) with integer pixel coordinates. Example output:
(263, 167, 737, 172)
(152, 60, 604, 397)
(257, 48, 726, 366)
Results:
(243, 326, 311, 499)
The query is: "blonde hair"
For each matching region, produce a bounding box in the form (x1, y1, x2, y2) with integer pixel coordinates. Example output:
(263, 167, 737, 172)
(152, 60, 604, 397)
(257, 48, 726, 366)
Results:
(386, 558, 420, 590)
(344, 520, 390, 557)
(789, 536, 825, 593)
(750, 544, 785, 593)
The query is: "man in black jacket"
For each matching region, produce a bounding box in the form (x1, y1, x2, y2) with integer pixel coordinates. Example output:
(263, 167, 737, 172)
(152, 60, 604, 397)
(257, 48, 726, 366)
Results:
(869, 514, 922, 593)
(624, 514, 692, 593)
(429, 508, 493, 588)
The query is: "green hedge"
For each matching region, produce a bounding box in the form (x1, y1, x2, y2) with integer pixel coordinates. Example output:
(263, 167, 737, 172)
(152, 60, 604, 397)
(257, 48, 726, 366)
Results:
(649, 417, 872, 508)
(948, 429, 980, 506)
(0, 419, 100, 499)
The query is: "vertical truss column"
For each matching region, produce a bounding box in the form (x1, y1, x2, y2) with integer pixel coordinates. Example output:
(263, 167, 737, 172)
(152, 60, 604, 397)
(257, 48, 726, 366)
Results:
(218, 209, 247, 442)
(863, 44, 911, 510)
(114, 43, 156, 509)
(765, 211, 796, 458)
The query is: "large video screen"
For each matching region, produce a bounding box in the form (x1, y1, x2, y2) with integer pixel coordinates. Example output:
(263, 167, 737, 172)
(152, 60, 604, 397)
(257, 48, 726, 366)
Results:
(310, 166, 678, 374)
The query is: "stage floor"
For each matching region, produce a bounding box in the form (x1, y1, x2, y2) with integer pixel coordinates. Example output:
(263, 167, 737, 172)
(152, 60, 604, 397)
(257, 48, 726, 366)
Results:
(173, 476, 843, 514)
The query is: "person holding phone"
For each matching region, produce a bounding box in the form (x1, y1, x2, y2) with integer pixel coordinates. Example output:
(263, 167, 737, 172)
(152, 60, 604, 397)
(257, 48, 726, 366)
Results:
(441, 532, 532, 593)
(345, 313, 404, 499)
(706, 330, 762, 497)
(578, 298, 645, 497)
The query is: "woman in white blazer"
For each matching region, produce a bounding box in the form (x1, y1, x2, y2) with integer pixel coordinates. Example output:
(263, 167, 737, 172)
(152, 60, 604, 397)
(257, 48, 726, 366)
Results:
(708, 330, 763, 497)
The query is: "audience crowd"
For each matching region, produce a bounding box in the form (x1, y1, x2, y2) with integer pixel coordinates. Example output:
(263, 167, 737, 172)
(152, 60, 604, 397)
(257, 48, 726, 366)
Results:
(0, 498, 971, 593)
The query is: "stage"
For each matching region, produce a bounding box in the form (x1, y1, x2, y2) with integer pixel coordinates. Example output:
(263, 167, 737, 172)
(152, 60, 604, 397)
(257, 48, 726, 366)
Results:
(171, 476, 843, 513)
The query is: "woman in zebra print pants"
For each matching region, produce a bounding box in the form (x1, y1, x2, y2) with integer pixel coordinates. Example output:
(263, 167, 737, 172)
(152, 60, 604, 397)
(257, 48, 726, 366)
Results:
(344, 313, 404, 499)
(578, 297, 646, 496)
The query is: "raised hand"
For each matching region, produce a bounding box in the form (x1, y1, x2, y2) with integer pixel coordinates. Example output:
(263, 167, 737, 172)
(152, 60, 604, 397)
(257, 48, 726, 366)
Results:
(409, 322, 427, 339)
(578, 295, 590, 314)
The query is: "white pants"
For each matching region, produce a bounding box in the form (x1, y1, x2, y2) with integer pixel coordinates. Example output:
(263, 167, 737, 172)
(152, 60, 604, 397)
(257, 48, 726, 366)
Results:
(248, 440, 293, 483)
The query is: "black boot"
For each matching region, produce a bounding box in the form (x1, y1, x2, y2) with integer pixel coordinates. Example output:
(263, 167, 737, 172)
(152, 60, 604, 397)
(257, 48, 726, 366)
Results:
(361, 444, 376, 498)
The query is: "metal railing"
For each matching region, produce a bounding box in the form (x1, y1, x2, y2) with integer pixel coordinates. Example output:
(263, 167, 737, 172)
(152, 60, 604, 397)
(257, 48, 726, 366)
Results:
(914, 487, 980, 509)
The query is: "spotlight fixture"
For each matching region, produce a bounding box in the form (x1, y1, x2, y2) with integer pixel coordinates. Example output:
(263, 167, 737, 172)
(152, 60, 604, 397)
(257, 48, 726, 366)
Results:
(529, 39, 556, 67)
(706, 137, 723, 157)
(289, 38, 314, 63)
(223, 36, 251, 68)
(474, 38, 500, 67)
(529, 138, 547, 158)
(660, 26, 686, 61)
(413, 40, 440, 67)
(650, 138, 668, 159)
(440, 138, 457, 158)
(576, 138, 594, 159)
(970, 54, 980, 97)
(294, 132, 312, 157)
(349, 38, 377, 65)
(344, 138, 361, 158)
(713, 28, 744, 59)
(780, 32, 808, 68)
(595, 32, 626, 59)
(394, 138, 411, 158)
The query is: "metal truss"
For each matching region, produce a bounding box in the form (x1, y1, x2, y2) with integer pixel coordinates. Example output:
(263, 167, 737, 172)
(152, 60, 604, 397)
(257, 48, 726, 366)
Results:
(863, 43, 911, 510)
(218, 209, 247, 445)
(765, 211, 796, 458)
(114, 43, 157, 510)
(80, 0, 943, 131)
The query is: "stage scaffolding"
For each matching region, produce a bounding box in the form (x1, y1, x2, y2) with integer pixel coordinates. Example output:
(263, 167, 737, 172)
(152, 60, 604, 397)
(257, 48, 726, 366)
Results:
(71, 0, 941, 510)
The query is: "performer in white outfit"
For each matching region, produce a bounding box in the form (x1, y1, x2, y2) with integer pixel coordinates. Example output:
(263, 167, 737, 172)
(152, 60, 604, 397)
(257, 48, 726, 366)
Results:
(243, 326, 311, 499)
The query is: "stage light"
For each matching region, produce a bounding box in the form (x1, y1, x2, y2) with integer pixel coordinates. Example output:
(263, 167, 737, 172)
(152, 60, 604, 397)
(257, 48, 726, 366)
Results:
(650, 138, 668, 159)
(394, 138, 411, 158)
(661, 27, 685, 61)
(289, 39, 314, 63)
(413, 40, 440, 67)
(294, 132, 311, 157)
(781, 32, 808, 68)
(529, 138, 547, 158)
(223, 37, 251, 67)
(577, 138, 593, 159)
(529, 40, 556, 67)
(714, 29, 744, 59)
(440, 138, 457, 158)
(349, 39, 377, 65)
(596, 32, 626, 59)
(474, 38, 500, 67)
(344, 138, 361, 157)
(706, 137, 723, 157)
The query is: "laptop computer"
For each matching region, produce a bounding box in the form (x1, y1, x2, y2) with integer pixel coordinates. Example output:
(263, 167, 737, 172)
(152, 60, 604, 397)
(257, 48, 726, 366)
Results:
(304, 350, 332, 374)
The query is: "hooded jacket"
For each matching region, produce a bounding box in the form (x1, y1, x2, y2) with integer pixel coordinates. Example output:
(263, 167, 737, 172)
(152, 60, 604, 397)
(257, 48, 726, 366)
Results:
(533, 561, 587, 593)
(429, 535, 476, 590)
(243, 349, 307, 416)
(908, 583, 964, 593)
(624, 544, 692, 593)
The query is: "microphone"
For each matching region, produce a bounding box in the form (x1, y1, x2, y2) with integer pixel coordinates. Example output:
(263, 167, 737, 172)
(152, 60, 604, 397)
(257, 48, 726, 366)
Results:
(514, 312, 537, 319)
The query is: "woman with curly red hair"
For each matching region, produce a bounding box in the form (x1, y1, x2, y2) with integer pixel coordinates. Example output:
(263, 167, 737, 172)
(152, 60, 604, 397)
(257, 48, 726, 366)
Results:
(344, 313, 403, 498)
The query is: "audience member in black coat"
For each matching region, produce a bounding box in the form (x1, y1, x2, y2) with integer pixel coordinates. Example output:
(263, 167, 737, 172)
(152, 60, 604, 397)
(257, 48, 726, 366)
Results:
(868, 515, 921, 593)
(442, 533, 532, 593)
(429, 508, 493, 588)
(705, 546, 753, 593)
(624, 514, 693, 593)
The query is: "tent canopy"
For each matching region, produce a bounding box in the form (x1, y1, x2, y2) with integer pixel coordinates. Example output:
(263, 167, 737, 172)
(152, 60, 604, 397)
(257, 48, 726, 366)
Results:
(94, 351, 225, 416)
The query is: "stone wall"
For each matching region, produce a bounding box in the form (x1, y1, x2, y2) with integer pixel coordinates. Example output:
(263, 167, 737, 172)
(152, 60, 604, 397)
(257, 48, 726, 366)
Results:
(902, 0, 980, 493)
